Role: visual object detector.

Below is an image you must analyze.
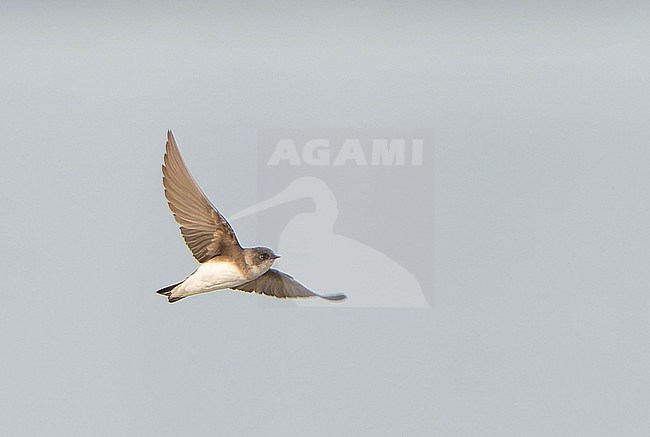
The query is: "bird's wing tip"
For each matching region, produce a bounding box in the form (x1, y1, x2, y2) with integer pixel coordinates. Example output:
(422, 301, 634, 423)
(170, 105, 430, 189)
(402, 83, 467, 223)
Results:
(322, 292, 347, 301)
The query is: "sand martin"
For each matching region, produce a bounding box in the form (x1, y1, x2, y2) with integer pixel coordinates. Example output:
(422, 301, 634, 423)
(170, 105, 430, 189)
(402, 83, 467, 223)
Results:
(156, 131, 347, 303)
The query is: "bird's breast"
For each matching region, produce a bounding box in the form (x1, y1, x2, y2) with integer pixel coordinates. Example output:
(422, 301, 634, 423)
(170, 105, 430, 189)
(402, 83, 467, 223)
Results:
(182, 260, 247, 293)
(245, 263, 270, 281)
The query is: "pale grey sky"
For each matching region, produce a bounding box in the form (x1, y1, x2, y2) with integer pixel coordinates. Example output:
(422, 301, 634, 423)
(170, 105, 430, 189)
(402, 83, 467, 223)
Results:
(1, 2, 649, 436)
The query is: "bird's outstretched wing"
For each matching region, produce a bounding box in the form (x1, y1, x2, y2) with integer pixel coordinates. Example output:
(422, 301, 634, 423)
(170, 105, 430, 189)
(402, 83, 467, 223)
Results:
(162, 130, 241, 262)
(233, 269, 347, 301)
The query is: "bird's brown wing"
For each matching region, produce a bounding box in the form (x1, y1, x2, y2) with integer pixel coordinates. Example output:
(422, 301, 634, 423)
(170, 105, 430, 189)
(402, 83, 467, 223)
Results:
(162, 130, 241, 262)
(233, 269, 347, 301)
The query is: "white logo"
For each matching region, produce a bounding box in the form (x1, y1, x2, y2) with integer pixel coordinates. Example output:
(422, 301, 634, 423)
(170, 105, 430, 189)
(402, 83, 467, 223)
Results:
(267, 138, 424, 166)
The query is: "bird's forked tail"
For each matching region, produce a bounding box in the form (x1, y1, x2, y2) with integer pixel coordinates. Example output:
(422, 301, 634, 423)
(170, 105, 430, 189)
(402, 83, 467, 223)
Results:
(156, 282, 188, 303)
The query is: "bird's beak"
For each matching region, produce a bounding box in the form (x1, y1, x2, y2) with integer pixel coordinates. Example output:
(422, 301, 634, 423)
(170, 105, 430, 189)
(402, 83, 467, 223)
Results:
(272, 255, 281, 259)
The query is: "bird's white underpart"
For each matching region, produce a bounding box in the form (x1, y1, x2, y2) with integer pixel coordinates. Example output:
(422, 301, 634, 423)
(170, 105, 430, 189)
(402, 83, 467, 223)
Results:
(169, 261, 250, 300)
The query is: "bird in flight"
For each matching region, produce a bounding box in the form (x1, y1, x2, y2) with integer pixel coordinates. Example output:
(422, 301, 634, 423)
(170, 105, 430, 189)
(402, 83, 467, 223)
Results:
(156, 131, 347, 303)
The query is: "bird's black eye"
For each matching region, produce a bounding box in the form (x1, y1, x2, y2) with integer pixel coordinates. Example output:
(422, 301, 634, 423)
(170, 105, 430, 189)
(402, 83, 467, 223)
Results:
(259, 253, 269, 261)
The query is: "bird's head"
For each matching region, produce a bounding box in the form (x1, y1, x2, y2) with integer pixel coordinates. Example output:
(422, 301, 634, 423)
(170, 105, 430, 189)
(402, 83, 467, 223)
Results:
(244, 247, 281, 269)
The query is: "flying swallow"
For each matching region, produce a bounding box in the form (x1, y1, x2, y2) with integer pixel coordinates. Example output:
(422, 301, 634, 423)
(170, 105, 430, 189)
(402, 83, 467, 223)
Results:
(156, 131, 347, 303)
